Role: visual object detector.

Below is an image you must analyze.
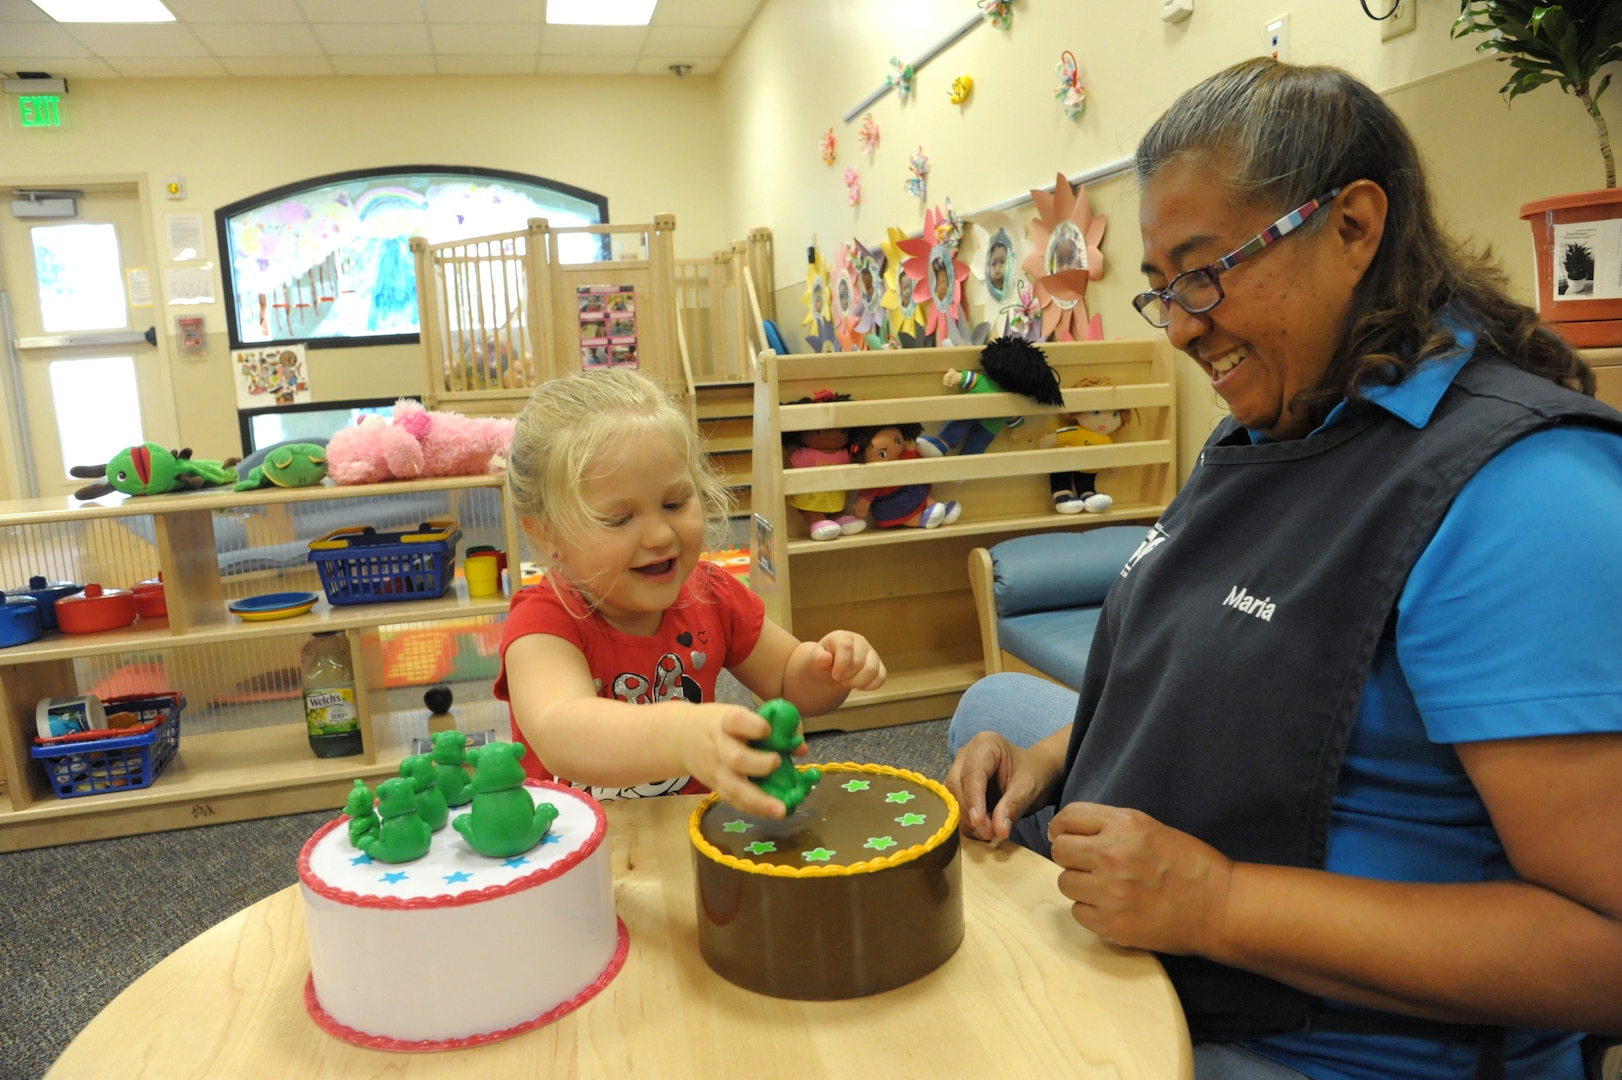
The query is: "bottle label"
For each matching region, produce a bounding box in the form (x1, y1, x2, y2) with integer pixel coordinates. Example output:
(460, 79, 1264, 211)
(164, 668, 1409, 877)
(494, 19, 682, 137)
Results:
(305, 686, 358, 736)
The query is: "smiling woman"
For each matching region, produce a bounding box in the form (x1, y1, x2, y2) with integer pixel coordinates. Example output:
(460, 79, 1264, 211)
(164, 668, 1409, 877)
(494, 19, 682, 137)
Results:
(945, 56, 1622, 1080)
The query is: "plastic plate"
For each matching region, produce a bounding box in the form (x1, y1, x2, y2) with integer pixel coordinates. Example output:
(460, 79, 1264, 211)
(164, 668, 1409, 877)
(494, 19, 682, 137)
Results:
(228, 591, 319, 621)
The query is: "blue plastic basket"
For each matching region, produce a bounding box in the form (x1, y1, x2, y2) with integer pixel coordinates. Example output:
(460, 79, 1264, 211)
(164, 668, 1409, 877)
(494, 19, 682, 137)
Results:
(307, 520, 462, 606)
(31, 693, 185, 799)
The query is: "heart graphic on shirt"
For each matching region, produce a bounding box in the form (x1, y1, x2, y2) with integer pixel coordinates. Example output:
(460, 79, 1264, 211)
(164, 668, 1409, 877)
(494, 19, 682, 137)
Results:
(696, 631, 709, 644)
(691, 652, 707, 669)
(676, 631, 694, 647)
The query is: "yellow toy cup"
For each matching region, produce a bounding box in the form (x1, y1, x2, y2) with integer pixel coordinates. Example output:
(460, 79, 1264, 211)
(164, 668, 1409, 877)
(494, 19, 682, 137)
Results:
(464, 553, 501, 598)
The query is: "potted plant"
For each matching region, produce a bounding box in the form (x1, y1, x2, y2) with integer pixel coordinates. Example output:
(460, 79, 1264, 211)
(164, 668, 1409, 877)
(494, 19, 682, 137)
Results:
(1453, 1, 1622, 345)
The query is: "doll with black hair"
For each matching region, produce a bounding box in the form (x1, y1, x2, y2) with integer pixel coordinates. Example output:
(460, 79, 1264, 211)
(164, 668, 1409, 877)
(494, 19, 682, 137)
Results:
(847, 423, 963, 529)
(921, 335, 1064, 456)
(782, 390, 865, 541)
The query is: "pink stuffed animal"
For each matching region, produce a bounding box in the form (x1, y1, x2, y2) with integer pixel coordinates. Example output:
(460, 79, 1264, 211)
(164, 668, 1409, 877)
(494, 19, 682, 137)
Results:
(326, 399, 514, 485)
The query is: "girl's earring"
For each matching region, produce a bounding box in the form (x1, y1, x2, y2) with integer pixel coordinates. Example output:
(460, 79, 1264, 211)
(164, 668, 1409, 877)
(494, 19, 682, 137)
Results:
(550, 551, 562, 562)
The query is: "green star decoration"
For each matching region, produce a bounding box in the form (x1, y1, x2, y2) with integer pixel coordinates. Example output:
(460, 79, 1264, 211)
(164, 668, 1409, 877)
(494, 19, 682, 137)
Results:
(802, 847, 836, 862)
(885, 790, 916, 804)
(722, 819, 750, 833)
(745, 840, 777, 855)
(842, 779, 871, 792)
(864, 836, 898, 851)
(896, 812, 927, 827)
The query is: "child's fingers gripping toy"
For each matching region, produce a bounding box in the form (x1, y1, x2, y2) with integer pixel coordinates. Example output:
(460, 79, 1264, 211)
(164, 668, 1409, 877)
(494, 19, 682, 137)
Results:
(922, 335, 1065, 457)
(782, 390, 865, 542)
(847, 423, 962, 530)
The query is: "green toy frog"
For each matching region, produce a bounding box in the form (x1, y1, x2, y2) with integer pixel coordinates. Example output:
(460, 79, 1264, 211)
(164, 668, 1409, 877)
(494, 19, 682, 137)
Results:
(751, 698, 821, 813)
(343, 778, 379, 847)
(400, 753, 448, 832)
(234, 442, 328, 491)
(431, 729, 474, 808)
(70, 445, 240, 501)
(452, 741, 559, 858)
(355, 776, 432, 863)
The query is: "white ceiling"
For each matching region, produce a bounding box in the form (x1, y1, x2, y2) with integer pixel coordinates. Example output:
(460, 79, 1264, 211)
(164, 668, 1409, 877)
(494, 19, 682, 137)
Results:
(0, 0, 763, 79)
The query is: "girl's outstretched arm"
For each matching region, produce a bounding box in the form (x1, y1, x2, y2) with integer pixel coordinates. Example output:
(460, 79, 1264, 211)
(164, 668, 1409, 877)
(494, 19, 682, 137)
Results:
(730, 621, 887, 718)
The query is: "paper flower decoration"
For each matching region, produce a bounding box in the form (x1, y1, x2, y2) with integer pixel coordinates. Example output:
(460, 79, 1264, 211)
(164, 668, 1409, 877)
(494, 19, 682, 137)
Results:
(881, 225, 926, 343)
(820, 128, 836, 166)
(832, 243, 862, 350)
(805, 316, 843, 353)
(801, 247, 831, 329)
(905, 147, 929, 202)
(858, 113, 880, 155)
(886, 56, 916, 100)
(850, 239, 888, 342)
(979, 0, 1013, 29)
(1000, 280, 1043, 342)
(1023, 172, 1107, 341)
(1055, 51, 1086, 121)
(961, 210, 1024, 304)
(844, 168, 861, 207)
(898, 205, 971, 342)
(933, 196, 965, 255)
(949, 74, 974, 105)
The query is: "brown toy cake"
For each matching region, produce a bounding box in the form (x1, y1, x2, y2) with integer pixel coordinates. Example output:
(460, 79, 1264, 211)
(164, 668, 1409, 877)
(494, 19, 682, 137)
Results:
(689, 762, 962, 1000)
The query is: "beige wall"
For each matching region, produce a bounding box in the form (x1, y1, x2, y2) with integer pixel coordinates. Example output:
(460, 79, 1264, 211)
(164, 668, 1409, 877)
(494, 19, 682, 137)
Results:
(717, 0, 1620, 478)
(0, 73, 728, 458)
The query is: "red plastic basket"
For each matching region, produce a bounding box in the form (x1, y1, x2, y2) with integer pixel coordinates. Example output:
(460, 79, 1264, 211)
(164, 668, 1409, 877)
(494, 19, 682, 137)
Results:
(31, 692, 184, 798)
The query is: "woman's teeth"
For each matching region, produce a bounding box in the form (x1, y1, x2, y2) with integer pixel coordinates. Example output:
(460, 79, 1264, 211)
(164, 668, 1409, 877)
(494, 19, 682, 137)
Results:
(1210, 348, 1247, 377)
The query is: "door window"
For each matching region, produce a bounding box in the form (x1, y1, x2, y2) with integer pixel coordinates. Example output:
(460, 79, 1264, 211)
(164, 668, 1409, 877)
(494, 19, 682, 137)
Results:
(31, 222, 128, 332)
(48, 356, 143, 478)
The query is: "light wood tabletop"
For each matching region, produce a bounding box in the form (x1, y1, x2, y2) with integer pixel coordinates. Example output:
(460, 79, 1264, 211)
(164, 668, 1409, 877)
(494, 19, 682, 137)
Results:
(48, 794, 1192, 1079)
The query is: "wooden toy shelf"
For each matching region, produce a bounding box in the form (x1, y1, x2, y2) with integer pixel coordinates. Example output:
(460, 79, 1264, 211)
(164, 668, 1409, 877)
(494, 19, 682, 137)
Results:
(0, 474, 523, 853)
(750, 339, 1178, 732)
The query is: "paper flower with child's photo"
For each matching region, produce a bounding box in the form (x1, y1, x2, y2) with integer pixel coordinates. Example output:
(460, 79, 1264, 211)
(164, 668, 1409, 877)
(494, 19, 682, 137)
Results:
(1023, 172, 1107, 341)
(960, 209, 1026, 304)
(898, 205, 970, 343)
(881, 225, 927, 344)
(801, 247, 830, 329)
(850, 239, 888, 343)
(832, 243, 863, 351)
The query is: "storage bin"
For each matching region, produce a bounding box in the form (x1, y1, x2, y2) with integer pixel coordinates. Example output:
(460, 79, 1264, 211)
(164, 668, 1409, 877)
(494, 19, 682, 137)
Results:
(31, 692, 185, 798)
(307, 520, 462, 606)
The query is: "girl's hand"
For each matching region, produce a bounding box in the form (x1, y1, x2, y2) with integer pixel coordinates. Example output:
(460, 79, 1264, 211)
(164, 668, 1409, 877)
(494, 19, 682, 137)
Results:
(678, 703, 793, 819)
(1047, 802, 1233, 956)
(813, 630, 887, 691)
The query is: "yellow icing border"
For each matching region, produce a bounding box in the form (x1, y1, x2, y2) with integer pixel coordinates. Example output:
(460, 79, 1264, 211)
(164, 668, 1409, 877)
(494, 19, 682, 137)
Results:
(688, 762, 960, 879)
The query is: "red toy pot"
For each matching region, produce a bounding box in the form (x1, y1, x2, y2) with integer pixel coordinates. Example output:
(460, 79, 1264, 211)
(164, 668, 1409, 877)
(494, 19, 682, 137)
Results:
(56, 584, 138, 634)
(132, 577, 167, 618)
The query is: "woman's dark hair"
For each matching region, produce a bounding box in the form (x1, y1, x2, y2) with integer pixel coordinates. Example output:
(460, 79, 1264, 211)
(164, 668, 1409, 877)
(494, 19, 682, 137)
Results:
(1133, 57, 1592, 423)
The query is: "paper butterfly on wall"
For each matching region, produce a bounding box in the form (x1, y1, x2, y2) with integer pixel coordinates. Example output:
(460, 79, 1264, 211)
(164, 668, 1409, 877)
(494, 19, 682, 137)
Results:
(1055, 50, 1086, 121)
(906, 147, 929, 202)
(820, 127, 836, 166)
(1000, 280, 1044, 342)
(948, 74, 973, 105)
(858, 113, 880, 155)
(979, 0, 1013, 30)
(886, 56, 916, 100)
(844, 167, 861, 207)
(933, 196, 965, 255)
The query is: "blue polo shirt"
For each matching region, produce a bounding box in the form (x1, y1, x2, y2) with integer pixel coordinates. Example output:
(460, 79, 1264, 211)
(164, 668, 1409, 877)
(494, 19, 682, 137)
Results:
(1247, 336, 1622, 1079)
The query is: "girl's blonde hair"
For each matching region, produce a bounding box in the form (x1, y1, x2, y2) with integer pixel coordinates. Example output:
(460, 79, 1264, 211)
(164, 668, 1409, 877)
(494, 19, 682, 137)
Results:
(508, 368, 732, 553)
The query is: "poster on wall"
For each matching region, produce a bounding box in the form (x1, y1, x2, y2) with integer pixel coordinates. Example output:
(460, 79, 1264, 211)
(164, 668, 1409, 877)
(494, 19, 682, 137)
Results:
(1552, 220, 1621, 302)
(232, 343, 311, 409)
(578, 285, 637, 369)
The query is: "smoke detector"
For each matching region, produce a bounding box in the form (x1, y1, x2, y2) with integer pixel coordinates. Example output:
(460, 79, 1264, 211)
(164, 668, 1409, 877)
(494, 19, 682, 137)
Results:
(668, 63, 692, 78)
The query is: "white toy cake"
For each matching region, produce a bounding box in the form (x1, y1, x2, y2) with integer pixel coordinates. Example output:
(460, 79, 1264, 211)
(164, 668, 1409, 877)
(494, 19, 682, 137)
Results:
(298, 779, 626, 1050)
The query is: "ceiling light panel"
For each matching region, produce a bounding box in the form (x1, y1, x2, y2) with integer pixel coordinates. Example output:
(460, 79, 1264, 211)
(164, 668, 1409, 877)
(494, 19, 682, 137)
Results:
(30, 0, 175, 22)
(546, 0, 656, 27)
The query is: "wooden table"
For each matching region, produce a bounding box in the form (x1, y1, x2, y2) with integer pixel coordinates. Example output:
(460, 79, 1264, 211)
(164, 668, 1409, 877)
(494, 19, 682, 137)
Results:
(48, 795, 1192, 1078)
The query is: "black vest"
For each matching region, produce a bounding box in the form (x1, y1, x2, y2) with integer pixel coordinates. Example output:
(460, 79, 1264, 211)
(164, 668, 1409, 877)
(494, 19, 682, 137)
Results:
(1037, 355, 1622, 1041)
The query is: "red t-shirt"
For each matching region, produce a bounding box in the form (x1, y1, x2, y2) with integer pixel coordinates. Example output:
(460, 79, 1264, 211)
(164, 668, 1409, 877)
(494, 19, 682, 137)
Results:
(493, 561, 766, 799)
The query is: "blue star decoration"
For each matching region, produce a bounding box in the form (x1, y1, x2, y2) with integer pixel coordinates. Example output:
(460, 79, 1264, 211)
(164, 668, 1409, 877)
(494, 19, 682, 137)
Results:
(802, 847, 836, 862)
(885, 790, 916, 804)
(349, 854, 374, 866)
(503, 856, 531, 869)
(381, 871, 408, 884)
(444, 871, 472, 884)
(864, 836, 898, 851)
(842, 779, 871, 792)
(896, 812, 928, 827)
(722, 819, 751, 833)
(541, 832, 562, 845)
(745, 840, 777, 855)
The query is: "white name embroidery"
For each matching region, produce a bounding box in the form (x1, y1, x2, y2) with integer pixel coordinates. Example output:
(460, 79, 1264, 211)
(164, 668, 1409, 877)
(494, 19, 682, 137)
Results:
(1121, 523, 1169, 579)
(1223, 585, 1276, 622)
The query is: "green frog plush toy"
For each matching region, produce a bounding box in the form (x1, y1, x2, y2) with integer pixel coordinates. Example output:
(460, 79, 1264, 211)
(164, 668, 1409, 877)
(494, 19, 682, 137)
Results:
(355, 776, 431, 863)
(452, 741, 559, 858)
(751, 698, 821, 814)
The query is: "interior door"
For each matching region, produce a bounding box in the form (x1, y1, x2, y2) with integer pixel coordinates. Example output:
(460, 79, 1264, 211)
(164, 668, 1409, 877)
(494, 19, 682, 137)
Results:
(0, 183, 177, 500)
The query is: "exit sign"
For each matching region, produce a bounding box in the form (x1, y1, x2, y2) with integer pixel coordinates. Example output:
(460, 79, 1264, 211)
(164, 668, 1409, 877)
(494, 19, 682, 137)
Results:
(18, 95, 61, 128)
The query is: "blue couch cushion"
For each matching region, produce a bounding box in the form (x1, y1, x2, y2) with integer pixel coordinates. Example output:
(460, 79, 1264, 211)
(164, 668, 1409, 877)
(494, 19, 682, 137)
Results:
(990, 526, 1146, 617)
(998, 607, 1104, 689)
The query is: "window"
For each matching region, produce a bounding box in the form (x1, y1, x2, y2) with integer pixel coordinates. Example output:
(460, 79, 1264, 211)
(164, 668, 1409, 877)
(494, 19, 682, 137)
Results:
(31, 223, 127, 332)
(216, 166, 606, 350)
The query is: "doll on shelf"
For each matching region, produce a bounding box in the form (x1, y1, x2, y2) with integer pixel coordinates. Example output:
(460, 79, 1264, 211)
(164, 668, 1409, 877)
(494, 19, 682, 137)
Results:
(1038, 375, 1122, 514)
(920, 335, 1064, 456)
(783, 390, 865, 541)
(847, 423, 962, 529)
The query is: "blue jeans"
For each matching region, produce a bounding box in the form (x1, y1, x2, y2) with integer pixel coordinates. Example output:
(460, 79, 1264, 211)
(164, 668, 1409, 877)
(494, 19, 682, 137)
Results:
(1193, 1044, 1310, 1079)
(934, 417, 998, 456)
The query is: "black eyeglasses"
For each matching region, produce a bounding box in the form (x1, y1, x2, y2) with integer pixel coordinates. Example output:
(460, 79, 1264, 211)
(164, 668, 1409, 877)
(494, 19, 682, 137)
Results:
(1132, 188, 1342, 328)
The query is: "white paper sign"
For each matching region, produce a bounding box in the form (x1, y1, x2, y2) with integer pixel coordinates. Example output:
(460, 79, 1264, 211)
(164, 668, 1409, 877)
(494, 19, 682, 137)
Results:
(166, 213, 206, 261)
(164, 265, 216, 305)
(1553, 219, 1622, 302)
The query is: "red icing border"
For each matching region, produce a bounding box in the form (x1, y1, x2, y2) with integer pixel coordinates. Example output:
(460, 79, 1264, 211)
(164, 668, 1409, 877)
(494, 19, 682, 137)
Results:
(298, 779, 607, 910)
(304, 916, 629, 1051)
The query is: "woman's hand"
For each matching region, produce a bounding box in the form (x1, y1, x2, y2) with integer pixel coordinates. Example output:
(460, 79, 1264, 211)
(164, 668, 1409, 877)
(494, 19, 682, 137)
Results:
(812, 630, 887, 691)
(1047, 802, 1233, 956)
(946, 730, 1065, 842)
(677, 703, 791, 819)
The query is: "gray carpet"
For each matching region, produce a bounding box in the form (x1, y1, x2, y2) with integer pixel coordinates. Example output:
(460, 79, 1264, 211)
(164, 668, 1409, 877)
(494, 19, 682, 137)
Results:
(0, 670, 950, 1080)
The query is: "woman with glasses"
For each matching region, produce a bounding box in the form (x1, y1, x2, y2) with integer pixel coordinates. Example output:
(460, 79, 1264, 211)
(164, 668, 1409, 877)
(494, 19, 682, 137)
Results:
(946, 57, 1622, 1080)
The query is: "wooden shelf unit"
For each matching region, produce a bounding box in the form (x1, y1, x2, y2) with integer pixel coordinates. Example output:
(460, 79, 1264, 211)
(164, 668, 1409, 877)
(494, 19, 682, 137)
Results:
(750, 339, 1178, 732)
(0, 474, 523, 852)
